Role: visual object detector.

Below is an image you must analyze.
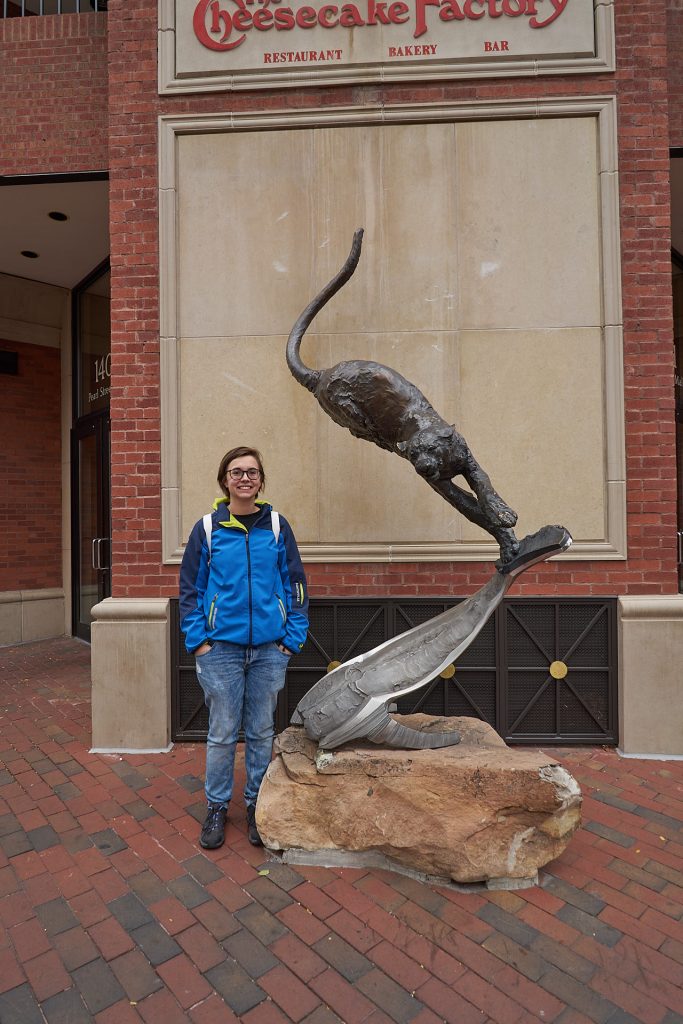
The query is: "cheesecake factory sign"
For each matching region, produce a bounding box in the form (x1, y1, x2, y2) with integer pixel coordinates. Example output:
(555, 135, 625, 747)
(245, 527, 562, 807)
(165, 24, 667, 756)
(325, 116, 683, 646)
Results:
(163, 0, 609, 91)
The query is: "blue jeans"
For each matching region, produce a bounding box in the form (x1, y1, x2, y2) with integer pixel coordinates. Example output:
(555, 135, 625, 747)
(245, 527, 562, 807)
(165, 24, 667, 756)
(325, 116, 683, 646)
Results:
(195, 640, 290, 808)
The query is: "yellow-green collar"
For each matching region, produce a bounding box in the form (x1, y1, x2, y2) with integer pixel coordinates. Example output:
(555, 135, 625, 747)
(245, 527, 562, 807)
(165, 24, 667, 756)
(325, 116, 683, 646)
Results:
(215, 497, 269, 530)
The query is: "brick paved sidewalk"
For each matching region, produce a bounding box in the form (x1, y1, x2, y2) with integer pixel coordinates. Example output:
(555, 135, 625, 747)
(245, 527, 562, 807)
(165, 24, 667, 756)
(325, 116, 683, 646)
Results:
(0, 638, 681, 1024)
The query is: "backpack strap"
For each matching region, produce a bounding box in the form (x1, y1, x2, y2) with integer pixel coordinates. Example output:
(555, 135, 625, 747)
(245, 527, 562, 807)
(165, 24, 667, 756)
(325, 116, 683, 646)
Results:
(271, 510, 280, 544)
(203, 513, 213, 563)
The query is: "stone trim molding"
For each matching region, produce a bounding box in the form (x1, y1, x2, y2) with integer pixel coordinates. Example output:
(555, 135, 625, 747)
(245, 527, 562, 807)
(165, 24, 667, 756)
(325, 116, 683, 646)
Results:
(91, 597, 172, 621)
(0, 588, 66, 646)
(159, 96, 625, 565)
(618, 595, 683, 620)
(158, 0, 615, 94)
(0, 588, 64, 604)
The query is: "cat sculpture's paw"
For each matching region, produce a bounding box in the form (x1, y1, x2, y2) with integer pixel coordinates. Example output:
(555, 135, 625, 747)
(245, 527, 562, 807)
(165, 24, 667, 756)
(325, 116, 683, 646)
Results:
(483, 493, 518, 529)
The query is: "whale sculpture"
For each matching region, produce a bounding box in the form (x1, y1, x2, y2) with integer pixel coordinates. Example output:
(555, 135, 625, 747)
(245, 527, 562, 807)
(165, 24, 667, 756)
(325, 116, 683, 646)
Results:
(291, 525, 572, 749)
(286, 232, 572, 751)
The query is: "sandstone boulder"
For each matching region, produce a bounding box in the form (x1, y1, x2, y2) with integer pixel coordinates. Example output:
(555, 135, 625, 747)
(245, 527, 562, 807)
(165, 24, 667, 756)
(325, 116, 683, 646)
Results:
(257, 715, 581, 884)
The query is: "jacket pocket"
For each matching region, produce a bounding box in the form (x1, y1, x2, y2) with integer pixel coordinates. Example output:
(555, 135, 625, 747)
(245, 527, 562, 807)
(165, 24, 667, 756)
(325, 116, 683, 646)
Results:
(276, 595, 287, 625)
(208, 593, 219, 630)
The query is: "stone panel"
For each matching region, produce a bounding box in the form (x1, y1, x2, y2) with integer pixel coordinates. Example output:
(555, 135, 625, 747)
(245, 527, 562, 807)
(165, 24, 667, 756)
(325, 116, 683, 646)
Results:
(457, 328, 606, 543)
(455, 117, 601, 330)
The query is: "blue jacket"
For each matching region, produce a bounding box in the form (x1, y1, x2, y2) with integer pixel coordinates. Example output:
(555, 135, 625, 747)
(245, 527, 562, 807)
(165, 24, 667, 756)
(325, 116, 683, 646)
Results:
(179, 498, 309, 655)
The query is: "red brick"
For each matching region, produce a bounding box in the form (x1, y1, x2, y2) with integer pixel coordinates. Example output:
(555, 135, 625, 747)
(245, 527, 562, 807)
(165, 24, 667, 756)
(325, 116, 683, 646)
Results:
(89, 915, 136, 960)
(149, 896, 196, 935)
(455, 971, 526, 1024)
(189, 993, 240, 1024)
(0, 866, 19, 898)
(589, 969, 668, 1024)
(259, 964, 322, 1021)
(157, 954, 213, 1010)
(325, 908, 381, 953)
(240, 1001, 290, 1024)
(9, 917, 51, 963)
(192, 899, 241, 942)
(492, 965, 565, 1021)
(276, 902, 330, 944)
(269, 933, 329, 983)
(598, 905, 667, 949)
(415, 976, 484, 1024)
(68, 889, 110, 928)
(0, 948, 25, 994)
(90, 867, 129, 903)
(23, 948, 71, 1001)
(368, 940, 431, 993)
(175, 923, 226, 972)
(309, 967, 378, 1023)
(206, 875, 254, 912)
(285, 882, 342, 921)
(53, 867, 93, 900)
(95, 999, 145, 1024)
(137, 986, 189, 1024)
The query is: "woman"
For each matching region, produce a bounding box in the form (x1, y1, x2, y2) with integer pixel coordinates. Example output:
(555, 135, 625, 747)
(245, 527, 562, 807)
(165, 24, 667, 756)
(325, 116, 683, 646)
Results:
(179, 446, 309, 849)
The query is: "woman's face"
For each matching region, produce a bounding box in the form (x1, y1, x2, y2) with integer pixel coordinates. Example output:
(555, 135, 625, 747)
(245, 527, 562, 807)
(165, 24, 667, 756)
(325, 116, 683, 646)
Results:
(225, 454, 262, 504)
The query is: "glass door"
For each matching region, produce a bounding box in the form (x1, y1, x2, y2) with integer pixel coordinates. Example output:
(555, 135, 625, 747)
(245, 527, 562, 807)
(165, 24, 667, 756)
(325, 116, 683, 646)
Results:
(674, 256, 683, 592)
(71, 413, 110, 641)
(72, 261, 110, 642)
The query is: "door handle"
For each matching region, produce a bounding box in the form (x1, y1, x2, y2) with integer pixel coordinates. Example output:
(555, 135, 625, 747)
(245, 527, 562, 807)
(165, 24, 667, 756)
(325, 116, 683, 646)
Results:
(92, 538, 111, 571)
(98, 537, 110, 571)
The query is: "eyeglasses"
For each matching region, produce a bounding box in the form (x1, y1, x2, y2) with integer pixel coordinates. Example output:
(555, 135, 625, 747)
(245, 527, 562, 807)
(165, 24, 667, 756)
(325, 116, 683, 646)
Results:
(227, 467, 261, 480)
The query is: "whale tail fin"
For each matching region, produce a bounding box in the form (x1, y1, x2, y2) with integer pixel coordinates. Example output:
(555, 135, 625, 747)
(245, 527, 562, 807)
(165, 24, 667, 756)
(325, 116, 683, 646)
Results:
(368, 714, 461, 750)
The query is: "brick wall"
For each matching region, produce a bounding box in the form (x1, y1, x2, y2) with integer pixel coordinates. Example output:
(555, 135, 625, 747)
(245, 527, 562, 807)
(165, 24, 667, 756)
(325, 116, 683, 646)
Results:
(669, 0, 683, 147)
(0, 340, 61, 591)
(106, 0, 678, 600)
(0, 13, 108, 176)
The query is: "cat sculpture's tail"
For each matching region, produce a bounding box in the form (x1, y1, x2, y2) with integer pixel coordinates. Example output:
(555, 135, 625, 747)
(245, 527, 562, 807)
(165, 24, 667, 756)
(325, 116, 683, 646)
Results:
(286, 228, 364, 393)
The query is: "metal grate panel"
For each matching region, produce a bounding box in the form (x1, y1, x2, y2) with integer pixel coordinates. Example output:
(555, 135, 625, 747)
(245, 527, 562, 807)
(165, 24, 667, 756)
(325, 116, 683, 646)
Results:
(171, 596, 618, 744)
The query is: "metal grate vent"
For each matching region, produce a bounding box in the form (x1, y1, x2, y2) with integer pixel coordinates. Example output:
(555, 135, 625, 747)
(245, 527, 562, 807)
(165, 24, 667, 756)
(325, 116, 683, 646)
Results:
(171, 596, 618, 744)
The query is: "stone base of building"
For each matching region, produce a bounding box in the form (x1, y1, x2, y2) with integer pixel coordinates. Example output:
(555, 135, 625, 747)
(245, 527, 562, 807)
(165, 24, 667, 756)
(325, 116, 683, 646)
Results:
(618, 595, 683, 758)
(0, 588, 65, 646)
(90, 597, 172, 753)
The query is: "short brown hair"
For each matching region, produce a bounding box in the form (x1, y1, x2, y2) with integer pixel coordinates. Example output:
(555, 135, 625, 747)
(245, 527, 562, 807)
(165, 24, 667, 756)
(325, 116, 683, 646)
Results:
(217, 446, 266, 497)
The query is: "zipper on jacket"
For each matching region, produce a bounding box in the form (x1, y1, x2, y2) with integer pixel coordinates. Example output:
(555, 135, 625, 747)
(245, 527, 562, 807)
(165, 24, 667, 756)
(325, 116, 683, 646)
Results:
(245, 533, 253, 647)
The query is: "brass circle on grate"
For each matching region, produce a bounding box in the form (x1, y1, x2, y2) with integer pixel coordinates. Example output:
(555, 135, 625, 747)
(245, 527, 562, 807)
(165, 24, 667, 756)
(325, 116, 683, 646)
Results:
(439, 664, 456, 679)
(549, 660, 568, 680)
(327, 660, 341, 673)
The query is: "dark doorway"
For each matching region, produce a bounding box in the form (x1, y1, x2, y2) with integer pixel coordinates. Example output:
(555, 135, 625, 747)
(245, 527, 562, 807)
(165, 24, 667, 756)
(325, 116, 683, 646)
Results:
(674, 250, 683, 592)
(71, 412, 110, 640)
(71, 260, 110, 641)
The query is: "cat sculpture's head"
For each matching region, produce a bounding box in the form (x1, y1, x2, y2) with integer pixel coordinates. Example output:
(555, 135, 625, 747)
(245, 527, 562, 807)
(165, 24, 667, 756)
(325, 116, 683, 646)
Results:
(397, 428, 467, 482)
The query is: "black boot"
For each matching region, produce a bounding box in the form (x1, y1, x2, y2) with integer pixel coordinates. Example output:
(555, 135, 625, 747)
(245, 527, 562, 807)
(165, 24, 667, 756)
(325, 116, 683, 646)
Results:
(200, 804, 227, 849)
(246, 803, 262, 847)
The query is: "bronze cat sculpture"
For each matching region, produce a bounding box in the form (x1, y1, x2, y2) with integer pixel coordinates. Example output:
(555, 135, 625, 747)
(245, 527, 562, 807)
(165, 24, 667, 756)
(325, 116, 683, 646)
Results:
(286, 228, 520, 565)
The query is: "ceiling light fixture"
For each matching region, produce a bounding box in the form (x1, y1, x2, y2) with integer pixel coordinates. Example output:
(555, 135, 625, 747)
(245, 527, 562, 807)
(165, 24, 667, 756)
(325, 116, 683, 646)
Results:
(48, 211, 68, 222)
(21, 251, 39, 259)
